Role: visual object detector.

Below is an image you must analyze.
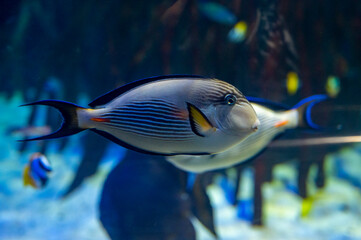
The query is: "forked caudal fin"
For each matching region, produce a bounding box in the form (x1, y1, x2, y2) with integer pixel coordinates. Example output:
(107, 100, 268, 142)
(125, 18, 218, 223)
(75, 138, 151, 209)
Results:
(292, 94, 328, 129)
(19, 100, 86, 141)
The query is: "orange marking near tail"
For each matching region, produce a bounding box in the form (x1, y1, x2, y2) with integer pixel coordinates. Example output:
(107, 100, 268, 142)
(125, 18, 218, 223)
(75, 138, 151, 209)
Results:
(91, 117, 111, 122)
(274, 120, 289, 128)
(173, 109, 189, 120)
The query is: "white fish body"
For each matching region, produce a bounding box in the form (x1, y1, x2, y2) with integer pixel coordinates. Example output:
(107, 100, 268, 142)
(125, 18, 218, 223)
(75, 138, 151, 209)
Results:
(22, 75, 259, 156)
(78, 78, 258, 155)
(167, 95, 326, 172)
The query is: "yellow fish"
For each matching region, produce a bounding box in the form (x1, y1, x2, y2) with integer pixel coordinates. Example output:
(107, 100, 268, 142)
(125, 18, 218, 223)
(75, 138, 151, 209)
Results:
(286, 72, 300, 95)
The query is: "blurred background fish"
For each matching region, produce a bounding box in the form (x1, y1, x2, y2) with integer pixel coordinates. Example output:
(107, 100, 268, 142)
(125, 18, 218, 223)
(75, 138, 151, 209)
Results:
(198, 0, 237, 25)
(325, 75, 341, 98)
(198, 1, 249, 44)
(286, 71, 300, 96)
(228, 21, 248, 43)
(6, 125, 51, 138)
(23, 153, 52, 189)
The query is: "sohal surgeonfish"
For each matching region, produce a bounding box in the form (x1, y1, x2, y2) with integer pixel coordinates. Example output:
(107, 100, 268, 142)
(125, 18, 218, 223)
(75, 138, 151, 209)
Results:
(167, 95, 327, 172)
(20, 75, 259, 156)
(23, 153, 52, 189)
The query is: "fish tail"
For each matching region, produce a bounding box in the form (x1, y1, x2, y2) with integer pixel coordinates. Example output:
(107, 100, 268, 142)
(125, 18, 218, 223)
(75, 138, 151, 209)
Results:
(19, 100, 86, 141)
(292, 94, 328, 129)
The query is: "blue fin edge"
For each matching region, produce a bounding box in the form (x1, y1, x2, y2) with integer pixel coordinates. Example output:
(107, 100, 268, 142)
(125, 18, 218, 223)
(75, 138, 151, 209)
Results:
(246, 96, 289, 110)
(293, 94, 328, 130)
(292, 94, 328, 109)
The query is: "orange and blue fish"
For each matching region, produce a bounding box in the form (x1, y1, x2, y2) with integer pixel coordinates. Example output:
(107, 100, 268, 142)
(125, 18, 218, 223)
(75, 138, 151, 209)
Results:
(23, 153, 52, 189)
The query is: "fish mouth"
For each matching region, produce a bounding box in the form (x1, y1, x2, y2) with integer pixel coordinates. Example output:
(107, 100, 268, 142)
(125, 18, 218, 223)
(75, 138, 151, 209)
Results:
(252, 119, 260, 131)
(236, 104, 260, 134)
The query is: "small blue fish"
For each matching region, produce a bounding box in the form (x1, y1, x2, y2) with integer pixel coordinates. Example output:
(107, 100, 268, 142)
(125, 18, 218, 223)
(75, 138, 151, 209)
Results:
(23, 153, 52, 189)
(198, 1, 237, 25)
(20, 75, 259, 156)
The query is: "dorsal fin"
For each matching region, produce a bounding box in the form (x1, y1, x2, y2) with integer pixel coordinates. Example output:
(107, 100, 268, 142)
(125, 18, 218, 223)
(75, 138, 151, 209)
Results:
(246, 96, 290, 110)
(88, 74, 206, 108)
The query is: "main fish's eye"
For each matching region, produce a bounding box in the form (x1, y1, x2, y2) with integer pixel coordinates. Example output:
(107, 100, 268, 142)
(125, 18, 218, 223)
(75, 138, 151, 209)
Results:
(224, 94, 237, 105)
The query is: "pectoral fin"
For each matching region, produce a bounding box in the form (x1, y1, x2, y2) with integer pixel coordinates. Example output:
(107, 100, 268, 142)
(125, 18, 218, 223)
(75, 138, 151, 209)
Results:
(187, 102, 216, 137)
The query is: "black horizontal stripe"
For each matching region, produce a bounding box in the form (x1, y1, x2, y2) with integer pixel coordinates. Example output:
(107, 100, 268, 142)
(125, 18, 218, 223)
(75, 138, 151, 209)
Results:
(105, 108, 185, 120)
(119, 104, 179, 112)
(108, 116, 189, 128)
(111, 105, 181, 116)
(103, 112, 188, 125)
(104, 123, 193, 140)
(106, 120, 190, 134)
(122, 99, 180, 109)
(124, 99, 178, 107)
(105, 117, 191, 132)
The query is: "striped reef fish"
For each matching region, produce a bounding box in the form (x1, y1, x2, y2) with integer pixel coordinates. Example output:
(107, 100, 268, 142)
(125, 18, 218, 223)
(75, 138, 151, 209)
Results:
(20, 75, 259, 156)
(167, 95, 327, 172)
(23, 153, 52, 189)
